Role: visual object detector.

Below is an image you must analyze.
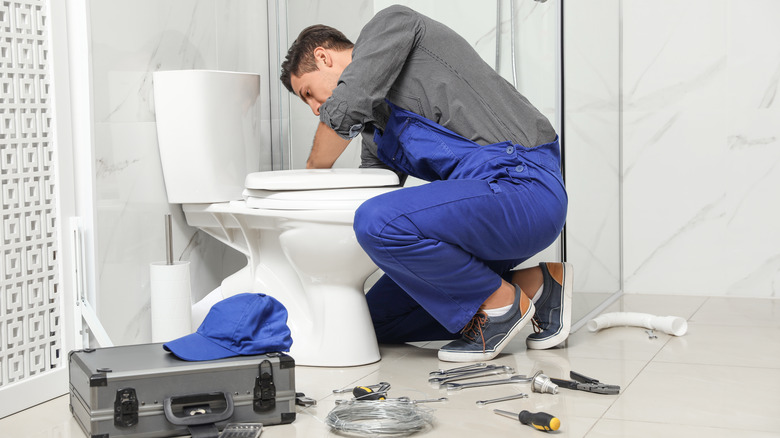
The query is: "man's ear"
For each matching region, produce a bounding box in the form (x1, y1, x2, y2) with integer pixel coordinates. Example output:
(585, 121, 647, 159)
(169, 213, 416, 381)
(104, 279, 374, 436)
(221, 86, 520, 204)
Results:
(312, 46, 333, 68)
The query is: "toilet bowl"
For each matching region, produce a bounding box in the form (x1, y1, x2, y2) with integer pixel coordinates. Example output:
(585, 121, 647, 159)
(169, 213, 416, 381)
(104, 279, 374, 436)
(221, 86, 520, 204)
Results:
(153, 70, 399, 366)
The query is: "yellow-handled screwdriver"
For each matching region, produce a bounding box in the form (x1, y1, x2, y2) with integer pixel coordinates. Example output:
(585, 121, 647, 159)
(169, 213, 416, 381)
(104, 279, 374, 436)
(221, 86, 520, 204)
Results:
(494, 409, 561, 432)
(353, 385, 387, 400)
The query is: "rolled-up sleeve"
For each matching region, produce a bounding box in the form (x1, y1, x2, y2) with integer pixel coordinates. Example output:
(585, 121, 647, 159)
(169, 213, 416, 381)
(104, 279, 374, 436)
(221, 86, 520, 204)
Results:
(319, 5, 425, 138)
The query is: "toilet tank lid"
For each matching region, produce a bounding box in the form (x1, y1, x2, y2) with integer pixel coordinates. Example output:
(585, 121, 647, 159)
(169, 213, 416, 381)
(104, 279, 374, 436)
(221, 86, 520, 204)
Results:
(245, 168, 400, 191)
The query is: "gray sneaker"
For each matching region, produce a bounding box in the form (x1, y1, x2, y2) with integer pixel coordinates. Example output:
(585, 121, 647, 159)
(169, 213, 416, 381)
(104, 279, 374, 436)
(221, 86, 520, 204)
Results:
(526, 262, 573, 350)
(438, 285, 535, 362)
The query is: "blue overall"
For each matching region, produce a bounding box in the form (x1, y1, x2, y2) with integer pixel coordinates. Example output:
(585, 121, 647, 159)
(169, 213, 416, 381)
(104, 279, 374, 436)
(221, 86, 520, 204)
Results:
(353, 103, 567, 343)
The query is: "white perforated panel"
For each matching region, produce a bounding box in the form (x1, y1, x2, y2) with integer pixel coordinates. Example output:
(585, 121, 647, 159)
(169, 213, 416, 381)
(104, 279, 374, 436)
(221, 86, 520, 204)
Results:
(0, 0, 60, 388)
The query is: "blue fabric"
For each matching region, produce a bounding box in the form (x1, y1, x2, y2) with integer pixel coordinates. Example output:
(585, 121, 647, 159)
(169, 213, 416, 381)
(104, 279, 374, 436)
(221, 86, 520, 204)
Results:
(355, 102, 567, 341)
(163, 293, 292, 361)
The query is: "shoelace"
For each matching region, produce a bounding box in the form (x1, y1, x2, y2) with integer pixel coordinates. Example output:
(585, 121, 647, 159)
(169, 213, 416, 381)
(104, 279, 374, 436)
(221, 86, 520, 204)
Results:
(460, 311, 489, 351)
(532, 316, 543, 334)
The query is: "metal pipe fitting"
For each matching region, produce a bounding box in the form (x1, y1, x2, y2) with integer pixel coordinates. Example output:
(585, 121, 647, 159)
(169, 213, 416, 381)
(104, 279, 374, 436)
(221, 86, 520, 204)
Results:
(531, 371, 558, 395)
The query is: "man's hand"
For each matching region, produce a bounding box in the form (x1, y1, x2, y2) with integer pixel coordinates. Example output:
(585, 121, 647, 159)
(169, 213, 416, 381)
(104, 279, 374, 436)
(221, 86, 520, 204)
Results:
(306, 122, 351, 168)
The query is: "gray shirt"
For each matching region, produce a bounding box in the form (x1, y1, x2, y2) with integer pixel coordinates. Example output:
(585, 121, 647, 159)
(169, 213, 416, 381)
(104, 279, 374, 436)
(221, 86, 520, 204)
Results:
(319, 5, 557, 172)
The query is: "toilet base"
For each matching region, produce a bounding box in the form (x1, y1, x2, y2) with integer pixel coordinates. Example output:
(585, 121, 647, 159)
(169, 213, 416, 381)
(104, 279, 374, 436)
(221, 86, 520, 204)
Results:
(183, 202, 385, 367)
(288, 283, 381, 367)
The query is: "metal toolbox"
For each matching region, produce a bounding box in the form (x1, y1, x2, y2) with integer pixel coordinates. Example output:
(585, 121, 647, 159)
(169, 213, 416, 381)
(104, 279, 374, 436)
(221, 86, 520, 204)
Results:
(68, 343, 295, 437)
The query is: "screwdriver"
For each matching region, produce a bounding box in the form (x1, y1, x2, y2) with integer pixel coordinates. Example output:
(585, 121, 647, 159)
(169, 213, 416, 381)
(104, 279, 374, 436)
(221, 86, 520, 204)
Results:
(494, 409, 560, 432)
(353, 385, 387, 400)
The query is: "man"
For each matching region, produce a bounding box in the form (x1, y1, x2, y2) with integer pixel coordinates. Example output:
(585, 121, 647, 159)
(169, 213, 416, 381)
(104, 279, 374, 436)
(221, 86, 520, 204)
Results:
(280, 5, 571, 362)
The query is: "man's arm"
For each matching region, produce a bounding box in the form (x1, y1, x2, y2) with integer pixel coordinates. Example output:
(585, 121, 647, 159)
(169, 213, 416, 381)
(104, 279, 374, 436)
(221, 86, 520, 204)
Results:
(306, 122, 351, 169)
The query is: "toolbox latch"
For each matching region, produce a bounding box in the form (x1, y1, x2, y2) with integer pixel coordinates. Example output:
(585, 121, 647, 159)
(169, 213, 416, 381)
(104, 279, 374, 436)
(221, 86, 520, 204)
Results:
(114, 388, 139, 428)
(253, 360, 276, 412)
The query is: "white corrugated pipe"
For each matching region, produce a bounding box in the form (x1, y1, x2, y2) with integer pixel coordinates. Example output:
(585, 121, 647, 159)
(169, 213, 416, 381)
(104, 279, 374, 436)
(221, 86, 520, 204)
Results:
(587, 312, 688, 336)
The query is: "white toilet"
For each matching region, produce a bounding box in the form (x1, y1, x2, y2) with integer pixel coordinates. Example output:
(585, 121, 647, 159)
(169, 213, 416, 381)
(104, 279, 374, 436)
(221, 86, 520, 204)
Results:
(153, 70, 399, 366)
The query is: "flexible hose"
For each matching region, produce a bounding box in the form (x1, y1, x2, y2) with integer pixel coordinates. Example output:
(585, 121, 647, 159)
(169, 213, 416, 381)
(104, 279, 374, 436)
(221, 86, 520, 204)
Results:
(587, 312, 688, 336)
(325, 399, 434, 435)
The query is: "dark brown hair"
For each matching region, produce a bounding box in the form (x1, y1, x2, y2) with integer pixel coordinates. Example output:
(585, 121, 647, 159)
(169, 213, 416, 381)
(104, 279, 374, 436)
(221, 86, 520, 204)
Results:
(280, 25, 354, 93)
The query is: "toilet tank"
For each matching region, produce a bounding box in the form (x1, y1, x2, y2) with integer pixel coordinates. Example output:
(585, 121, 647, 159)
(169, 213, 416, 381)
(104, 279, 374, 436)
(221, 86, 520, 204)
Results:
(153, 70, 263, 203)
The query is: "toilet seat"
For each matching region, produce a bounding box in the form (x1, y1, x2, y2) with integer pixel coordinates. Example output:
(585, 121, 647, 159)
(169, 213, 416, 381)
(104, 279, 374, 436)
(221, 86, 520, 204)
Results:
(245, 168, 399, 191)
(243, 168, 400, 210)
(243, 187, 397, 210)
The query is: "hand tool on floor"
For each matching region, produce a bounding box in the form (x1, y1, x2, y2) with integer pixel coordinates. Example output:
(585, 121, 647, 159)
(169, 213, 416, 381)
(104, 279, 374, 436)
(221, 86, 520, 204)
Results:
(549, 371, 620, 395)
(428, 365, 514, 386)
(530, 371, 559, 394)
(494, 409, 561, 432)
(445, 370, 557, 394)
(295, 392, 317, 407)
(476, 393, 528, 406)
(396, 396, 449, 404)
(353, 382, 391, 400)
(429, 362, 487, 376)
(445, 374, 531, 390)
(333, 382, 392, 400)
(217, 423, 263, 438)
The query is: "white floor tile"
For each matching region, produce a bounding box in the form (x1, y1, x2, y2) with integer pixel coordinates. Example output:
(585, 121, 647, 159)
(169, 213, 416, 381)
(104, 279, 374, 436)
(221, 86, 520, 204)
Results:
(655, 322, 780, 368)
(586, 419, 780, 438)
(563, 323, 671, 361)
(691, 297, 780, 327)
(604, 361, 780, 434)
(0, 396, 84, 438)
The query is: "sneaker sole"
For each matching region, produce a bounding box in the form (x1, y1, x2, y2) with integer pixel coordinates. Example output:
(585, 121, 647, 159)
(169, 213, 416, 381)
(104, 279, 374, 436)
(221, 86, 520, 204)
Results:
(526, 262, 573, 350)
(438, 301, 535, 363)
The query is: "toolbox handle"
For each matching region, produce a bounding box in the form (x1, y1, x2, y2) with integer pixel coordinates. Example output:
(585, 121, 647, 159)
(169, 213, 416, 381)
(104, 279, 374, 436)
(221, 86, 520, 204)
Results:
(163, 392, 235, 426)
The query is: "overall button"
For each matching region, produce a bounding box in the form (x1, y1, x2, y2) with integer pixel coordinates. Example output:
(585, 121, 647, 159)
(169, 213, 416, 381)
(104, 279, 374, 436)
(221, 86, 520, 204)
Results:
(505, 146, 515, 154)
(515, 164, 525, 172)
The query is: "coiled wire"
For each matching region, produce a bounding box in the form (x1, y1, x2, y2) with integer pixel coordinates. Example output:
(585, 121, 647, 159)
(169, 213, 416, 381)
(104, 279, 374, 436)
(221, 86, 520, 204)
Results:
(325, 399, 434, 436)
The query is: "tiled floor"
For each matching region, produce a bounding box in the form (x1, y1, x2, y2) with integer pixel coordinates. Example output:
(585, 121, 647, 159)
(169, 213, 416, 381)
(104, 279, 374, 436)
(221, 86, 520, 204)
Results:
(3, 294, 780, 437)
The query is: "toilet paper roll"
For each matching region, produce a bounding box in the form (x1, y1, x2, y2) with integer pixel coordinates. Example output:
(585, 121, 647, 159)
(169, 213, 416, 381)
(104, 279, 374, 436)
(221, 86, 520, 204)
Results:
(150, 261, 193, 343)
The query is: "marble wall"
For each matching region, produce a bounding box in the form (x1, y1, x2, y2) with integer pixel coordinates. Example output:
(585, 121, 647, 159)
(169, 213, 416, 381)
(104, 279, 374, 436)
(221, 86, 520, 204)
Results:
(621, 0, 780, 297)
(285, 0, 375, 169)
(563, 0, 621, 295)
(87, 0, 271, 344)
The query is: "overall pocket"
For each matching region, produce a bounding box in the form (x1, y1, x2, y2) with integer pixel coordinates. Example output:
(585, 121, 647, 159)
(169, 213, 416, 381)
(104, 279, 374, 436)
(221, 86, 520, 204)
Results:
(375, 108, 465, 181)
(375, 101, 530, 183)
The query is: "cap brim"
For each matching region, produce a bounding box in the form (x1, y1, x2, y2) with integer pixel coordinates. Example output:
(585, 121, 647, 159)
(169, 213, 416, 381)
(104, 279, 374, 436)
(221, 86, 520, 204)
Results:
(163, 332, 237, 361)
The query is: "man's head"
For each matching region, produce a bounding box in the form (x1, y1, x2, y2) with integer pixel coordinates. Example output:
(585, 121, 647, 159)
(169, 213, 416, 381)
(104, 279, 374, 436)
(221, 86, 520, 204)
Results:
(281, 25, 354, 115)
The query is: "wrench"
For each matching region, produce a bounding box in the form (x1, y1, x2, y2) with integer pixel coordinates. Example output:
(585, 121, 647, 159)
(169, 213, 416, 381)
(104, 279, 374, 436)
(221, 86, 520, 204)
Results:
(446, 374, 531, 391)
(396, 397, 449, 404)
(476, 393, 528, 406)
(429, 365, 514, 385)
(429, 363, 487, 377)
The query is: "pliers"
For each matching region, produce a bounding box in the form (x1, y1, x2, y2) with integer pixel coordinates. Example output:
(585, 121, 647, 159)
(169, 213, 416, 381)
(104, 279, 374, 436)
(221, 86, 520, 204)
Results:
(550, 371, 620, 395)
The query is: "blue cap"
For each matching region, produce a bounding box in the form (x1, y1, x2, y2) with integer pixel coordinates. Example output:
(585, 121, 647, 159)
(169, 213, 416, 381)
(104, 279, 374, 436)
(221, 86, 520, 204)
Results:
(163, 293, 292, 361)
